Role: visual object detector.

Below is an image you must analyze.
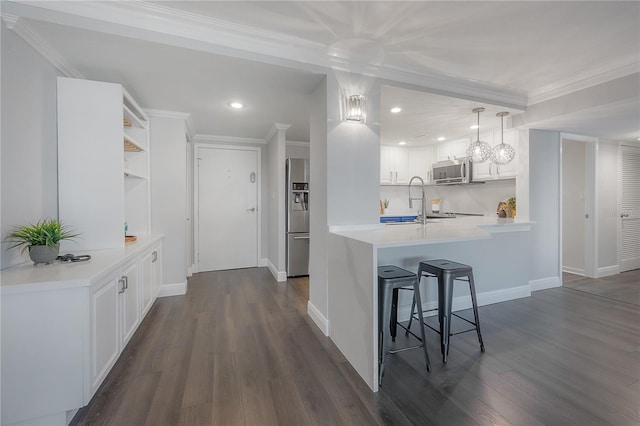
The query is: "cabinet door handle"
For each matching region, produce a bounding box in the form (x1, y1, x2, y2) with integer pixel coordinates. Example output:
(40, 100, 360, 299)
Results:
(118, 277, 126, 294)
(395, 171, 398, 182)
(389, 171, 393, 182)
(621, 213, 630, 218)
(152, 251, 158, 262)
(122, 276, 128, 290)
(489, 164, 493, 176)
(496, 165, 501, 175)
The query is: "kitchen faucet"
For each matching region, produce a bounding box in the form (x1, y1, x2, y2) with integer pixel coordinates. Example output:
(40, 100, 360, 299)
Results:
(408, 176, 427, 225)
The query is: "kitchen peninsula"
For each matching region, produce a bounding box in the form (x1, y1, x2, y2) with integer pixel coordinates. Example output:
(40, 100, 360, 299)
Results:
(327, 216, 532, 392)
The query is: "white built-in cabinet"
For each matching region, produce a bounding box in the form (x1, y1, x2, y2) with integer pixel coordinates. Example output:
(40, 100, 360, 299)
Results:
(471, 129, 518, 181)
(380, 146, 410, 184)
(2, 238, 163, 426)
(57, 77, 150, 251)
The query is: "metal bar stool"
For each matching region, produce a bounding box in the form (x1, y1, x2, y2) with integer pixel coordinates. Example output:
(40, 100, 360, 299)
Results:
(378, 265, 431, 385)
(407, 259, 485, 363)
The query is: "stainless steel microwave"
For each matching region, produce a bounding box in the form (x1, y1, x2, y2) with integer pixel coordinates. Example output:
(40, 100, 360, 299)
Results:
(432, 158, 471, 185)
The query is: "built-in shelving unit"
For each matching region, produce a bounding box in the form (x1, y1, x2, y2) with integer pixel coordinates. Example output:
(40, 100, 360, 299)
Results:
(57, 77, 150, 250)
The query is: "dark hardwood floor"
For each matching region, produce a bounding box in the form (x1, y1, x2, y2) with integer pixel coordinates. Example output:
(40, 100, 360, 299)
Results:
(563, 269, 640, 306)
(72, 268, 640, 426)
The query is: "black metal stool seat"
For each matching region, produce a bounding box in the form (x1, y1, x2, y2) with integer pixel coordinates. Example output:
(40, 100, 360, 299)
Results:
(378, 265, 431, 385)
(408, 259, 485, 363)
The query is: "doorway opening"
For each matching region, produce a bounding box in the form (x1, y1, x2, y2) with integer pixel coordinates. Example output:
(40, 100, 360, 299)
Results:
(560, 134, 597, 282)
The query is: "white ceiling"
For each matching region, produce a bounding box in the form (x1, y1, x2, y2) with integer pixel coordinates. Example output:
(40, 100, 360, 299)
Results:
(4, 1, 640, 143)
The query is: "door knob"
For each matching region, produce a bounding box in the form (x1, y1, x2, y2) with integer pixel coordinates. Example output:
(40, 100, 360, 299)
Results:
(247, 208, 256, 212)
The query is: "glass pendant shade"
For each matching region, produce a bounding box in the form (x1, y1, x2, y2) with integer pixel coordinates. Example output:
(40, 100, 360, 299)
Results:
(467, 140, 492, 163)
(491, 111, 516, 165)
(491, 143, 516, 164)
(467, 107, 491, 163)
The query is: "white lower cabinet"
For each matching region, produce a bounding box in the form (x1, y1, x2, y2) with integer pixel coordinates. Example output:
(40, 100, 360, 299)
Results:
(120, 260, 141, 348)
(1, 237, 162, 426)
(90, 273, 120, 396)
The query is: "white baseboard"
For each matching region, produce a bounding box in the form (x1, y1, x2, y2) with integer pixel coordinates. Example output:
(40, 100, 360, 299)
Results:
(596, 265, 620, 278)
(267, 259, 287, 282)
(396, 285, 531, 321)
(307, 300, 330, 336)
(562, 266, 585, 276)
(530, 276, 561, 292)
(158, 281, 187, 297)
(259, 257, 268, 267)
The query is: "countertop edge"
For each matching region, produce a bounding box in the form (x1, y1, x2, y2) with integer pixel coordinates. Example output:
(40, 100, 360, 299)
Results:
(1, 234, 164, 295)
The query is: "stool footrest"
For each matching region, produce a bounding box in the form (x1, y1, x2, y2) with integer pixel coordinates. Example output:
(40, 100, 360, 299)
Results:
(389, 344, 423, 354)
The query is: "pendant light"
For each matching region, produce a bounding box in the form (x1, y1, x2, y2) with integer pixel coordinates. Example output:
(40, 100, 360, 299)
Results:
(491, 111, 516, 165)
(466, 107, 491, 163)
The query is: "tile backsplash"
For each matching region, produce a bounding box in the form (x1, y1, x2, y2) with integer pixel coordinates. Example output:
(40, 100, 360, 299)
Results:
(380, 179, 516, 217)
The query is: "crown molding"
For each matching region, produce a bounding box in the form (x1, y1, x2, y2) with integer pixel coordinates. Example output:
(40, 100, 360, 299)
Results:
(193, 134, 266, 145)
(2, 13, 85, 79)
(265, 123, 291, 142)
(144, 109, 195, 140)
(527, 61, 640, 106)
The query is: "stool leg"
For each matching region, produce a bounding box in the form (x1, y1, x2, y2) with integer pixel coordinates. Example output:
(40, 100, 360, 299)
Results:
(467, 272, 485, 352)
(440, 273, 454, 363)
(379, 284, 393, 385)
(406, 267, 423, 334)
(391, 288, 399, 342)
(412, 279, 431, 372)
(406, 291, 416, 336)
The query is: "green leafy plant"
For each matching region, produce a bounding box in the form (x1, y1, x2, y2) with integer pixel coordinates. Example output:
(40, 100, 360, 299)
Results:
(4, 218, 78, 253)
(507, 197, 516, 211)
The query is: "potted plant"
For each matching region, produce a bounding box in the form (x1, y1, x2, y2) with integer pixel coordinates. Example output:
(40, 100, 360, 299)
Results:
(4, 218, 78, 265)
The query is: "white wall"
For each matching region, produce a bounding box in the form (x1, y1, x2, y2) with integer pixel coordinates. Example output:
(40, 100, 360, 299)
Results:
(267, 125, 287, 279)
(308, 71, 381, 334)
(149, 115, 188, 287)
(1, 23, 59, 269)
(597, 141, 620, 271)
(529, 129, 561, 286)
(562, 139, 586, 274)
(285, 141, 310, 159)
(308, 78, 329, 332)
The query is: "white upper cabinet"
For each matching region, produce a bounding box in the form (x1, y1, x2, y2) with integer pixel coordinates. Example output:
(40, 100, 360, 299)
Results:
(57, 77, 150, 250)
(471, 129, 518, 181)
(436, 137, 470, 162)
(380, 146, 410, 184)
(408, 145, 436, 183)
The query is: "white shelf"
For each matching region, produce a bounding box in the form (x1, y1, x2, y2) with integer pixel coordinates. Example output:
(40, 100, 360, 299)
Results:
(124, 133, 145, 152)
(124, 169, 147, 179)
(123, 104, 146, 129)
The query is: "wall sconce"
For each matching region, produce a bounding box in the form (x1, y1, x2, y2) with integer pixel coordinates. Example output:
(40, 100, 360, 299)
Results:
(345, 95, 366, 123)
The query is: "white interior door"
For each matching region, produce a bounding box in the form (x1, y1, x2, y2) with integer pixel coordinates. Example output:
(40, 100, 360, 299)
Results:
(618, 145, 640, 272)
(197, 146, 258, 272)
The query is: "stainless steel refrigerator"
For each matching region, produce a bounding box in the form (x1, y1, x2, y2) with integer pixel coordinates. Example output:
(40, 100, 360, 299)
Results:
(286, 158, 309, 277)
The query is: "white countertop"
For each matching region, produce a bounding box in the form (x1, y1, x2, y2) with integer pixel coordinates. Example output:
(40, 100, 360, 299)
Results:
(330, 217, 532, 248)
(1, 234, 163, 294)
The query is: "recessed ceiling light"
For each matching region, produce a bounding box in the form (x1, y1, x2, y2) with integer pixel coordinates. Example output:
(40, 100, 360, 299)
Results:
(398, 141, 407, 145)
(229, 101, 245, 109)
(470, 125, 479, 129)
(390, 107, 402, 113)
(437, 137, 446, 141)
